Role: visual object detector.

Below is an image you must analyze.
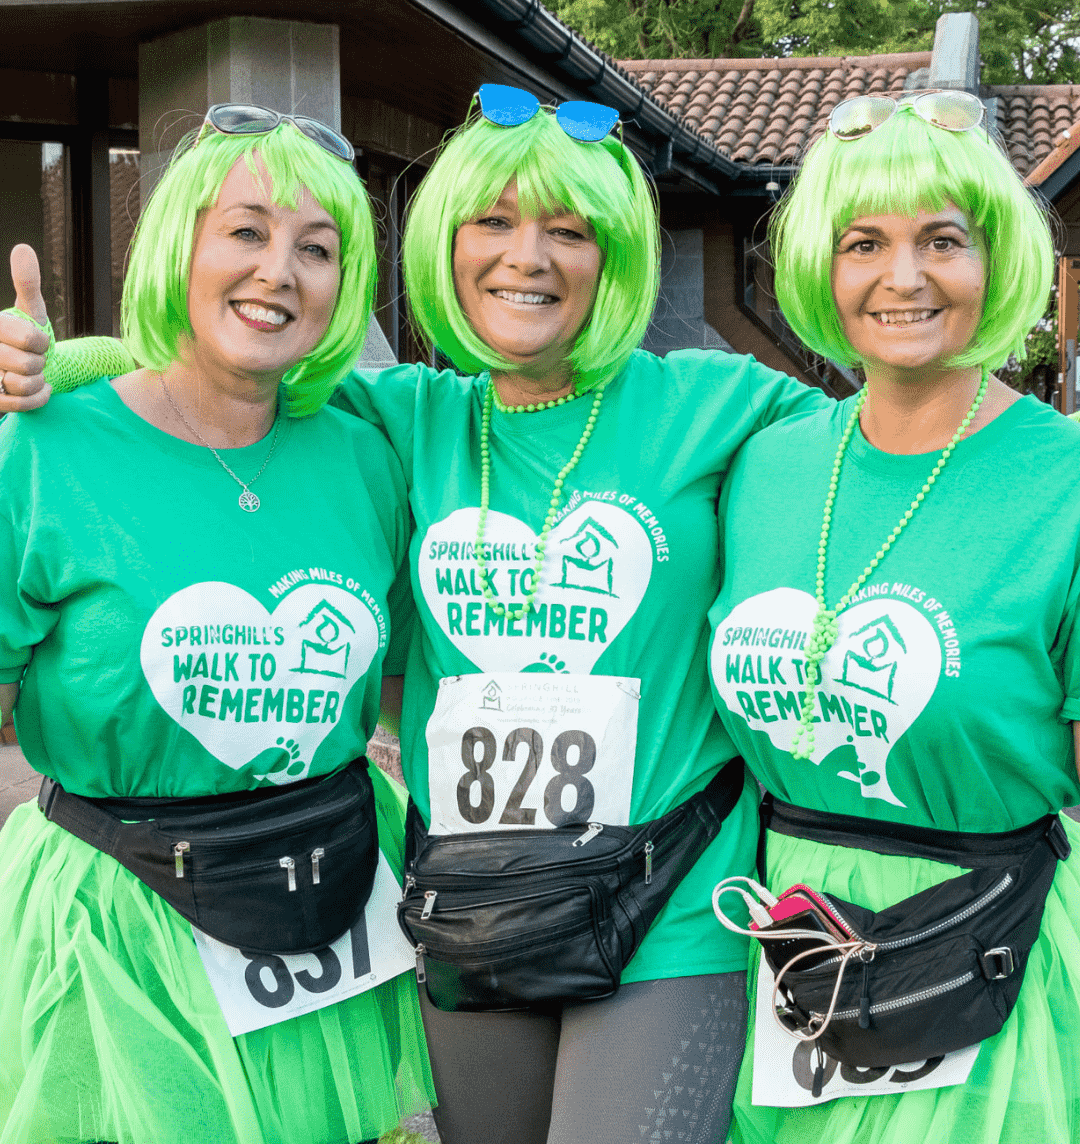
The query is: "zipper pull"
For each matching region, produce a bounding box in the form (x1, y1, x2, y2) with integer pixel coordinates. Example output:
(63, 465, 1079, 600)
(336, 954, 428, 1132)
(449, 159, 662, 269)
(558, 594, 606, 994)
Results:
(404, 873, 416, 893)
(573, 822, 604, 847)
(173, 841, 190, 878)
(421, 890, 438, 920)
(311, 847, 324, 885)
(415, 943, 427, 984)
(859, 961, 871, 1029)
(644, 841, 654, 885)
(279, 856, 297, 892)
(812, 1045, 826, 1099)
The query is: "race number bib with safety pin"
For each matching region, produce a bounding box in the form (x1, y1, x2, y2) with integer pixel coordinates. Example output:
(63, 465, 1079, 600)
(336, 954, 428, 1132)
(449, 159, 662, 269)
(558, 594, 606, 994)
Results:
(426, 672, 640, 834)
(750, 950, 979, 1107)
(192, 852, 414, 1037)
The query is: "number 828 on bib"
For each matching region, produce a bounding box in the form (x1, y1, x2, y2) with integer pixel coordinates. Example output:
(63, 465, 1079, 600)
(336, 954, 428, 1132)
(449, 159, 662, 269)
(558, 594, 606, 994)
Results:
(425, 672, 640, 835)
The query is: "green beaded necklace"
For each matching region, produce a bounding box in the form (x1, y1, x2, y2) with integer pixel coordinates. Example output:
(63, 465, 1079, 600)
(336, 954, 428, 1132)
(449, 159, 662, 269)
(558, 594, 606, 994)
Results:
(491, 385, 582, 414)
(791, 368, 989, 759)
(475, 377, 606, 622)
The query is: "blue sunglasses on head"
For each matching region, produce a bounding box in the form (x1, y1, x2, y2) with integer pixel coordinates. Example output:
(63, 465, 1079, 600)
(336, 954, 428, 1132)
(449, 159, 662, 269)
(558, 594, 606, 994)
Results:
(478, 84, 620, 142)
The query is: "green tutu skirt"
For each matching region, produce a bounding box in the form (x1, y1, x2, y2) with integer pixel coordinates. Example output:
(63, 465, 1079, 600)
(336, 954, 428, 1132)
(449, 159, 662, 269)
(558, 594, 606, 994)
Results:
(731, 816, 1080, 1144)
(0, 769, 434, 1144)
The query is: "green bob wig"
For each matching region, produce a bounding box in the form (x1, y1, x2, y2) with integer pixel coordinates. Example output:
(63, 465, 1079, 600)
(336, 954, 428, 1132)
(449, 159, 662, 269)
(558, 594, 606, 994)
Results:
(121, 121, 376, 417)
(770, 108, 1054, 372)
(402, 104, 659, 392)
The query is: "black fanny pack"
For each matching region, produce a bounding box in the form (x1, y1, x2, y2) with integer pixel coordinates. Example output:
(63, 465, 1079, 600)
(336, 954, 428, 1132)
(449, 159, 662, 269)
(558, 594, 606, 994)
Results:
(397, 757, 745, 1012)
(758, 794, 1071, 1071)
(38, 757, 379, 954)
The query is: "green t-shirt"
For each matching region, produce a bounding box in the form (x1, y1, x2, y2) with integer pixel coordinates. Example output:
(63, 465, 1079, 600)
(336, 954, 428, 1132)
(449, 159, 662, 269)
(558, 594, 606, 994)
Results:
(0, 380, 411, 798)
(709, 395, 1080, 829)
(335, 348, 829, 979)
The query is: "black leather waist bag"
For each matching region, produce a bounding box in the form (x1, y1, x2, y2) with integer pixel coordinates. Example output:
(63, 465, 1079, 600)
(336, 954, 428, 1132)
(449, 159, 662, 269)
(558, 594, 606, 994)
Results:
(38, 756, 378, 954)
(398, 757, 745, 1012)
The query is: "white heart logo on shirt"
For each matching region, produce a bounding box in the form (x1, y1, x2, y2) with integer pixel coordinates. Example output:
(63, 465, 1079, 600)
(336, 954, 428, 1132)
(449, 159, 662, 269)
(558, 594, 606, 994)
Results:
(418, 503, 654, 673)
(712, 586, 944, 806)
(141, 581, 378, 781)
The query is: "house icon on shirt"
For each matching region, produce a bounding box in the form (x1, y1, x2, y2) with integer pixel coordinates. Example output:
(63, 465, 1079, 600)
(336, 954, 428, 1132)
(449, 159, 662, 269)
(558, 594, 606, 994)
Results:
(293, 600, 355, 679)
(481, 679, 503, 710)
(838, 615, 906, 703)
(554, 517, 619, 597)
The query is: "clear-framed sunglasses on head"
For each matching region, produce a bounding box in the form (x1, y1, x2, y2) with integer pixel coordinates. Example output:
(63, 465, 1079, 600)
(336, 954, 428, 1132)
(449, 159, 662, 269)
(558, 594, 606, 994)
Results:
(828, 90, 985, 141)
(477, 84, 621, 143)
(196, 103, 356, 163)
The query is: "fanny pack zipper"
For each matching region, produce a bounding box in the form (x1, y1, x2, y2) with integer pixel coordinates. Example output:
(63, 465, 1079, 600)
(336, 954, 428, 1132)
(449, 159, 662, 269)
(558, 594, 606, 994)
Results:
(406, 808, 687, 892)
(405, 883, 602, 978)
(781, 871, 1017, 976)
(826, 970, 976, 1022)
(822, 871, 1014, 954)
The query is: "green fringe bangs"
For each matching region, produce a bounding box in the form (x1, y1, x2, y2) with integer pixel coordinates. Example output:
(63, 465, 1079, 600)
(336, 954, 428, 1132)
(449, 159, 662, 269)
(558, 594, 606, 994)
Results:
(402, 109, 659, 391)
(122, 124, 376, 417)
(772, 110, 1053, 372)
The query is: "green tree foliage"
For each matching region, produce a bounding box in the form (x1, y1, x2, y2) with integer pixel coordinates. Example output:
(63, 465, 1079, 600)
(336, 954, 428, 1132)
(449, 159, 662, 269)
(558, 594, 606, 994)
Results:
(553, 0, 1080, 85)
(756, 0, 1080, 84)
(549, 0, 766, 59)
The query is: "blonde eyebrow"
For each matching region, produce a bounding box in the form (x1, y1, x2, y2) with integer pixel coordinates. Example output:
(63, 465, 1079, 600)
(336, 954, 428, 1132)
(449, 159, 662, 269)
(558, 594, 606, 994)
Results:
(221, 203, 340, 237)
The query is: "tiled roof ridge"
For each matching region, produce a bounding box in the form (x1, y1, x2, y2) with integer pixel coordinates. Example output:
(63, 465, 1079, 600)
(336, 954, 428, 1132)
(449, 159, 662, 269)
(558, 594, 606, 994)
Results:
(619, 51, 931, 73)
(1024, 117, 1080, 185)
(986, 83, 1080, 95)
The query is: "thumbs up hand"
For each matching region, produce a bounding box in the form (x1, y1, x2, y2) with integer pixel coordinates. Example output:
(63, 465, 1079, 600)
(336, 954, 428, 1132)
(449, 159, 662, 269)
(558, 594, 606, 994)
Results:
(0, 245, 53, 411)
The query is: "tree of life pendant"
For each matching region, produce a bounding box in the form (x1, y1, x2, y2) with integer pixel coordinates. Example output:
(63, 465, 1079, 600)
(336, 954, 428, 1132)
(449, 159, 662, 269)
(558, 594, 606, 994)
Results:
(238, 490, 260, 512)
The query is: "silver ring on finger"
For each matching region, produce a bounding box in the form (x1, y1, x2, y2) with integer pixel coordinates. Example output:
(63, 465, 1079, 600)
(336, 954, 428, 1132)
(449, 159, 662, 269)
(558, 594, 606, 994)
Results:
(0, 370, 7, 396)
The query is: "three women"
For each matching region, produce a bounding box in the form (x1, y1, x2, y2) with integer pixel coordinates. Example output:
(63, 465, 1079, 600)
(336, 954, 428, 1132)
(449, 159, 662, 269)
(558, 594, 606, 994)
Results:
(5, 83, 1077, 1144)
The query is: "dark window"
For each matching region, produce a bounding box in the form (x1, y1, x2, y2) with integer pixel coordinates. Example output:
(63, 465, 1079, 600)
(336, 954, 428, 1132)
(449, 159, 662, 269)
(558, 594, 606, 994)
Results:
(109, 147, 140, 337)
(0, 139, 73, 339)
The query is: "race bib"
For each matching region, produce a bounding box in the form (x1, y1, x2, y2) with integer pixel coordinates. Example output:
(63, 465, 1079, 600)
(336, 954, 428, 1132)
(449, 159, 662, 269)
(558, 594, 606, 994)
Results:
(426, 672, 639, 834)
(192, 851, 413, 1037)
(750, 950, 978, 1106)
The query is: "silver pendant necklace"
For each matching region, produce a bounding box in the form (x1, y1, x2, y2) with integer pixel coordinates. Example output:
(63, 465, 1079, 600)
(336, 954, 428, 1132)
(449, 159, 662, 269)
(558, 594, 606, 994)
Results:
(159, 376, 283, 512)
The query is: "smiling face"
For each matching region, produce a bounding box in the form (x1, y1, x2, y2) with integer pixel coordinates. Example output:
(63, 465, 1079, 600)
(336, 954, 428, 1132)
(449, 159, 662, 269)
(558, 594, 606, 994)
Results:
(184, 156, 341, 386)
(831, 205, 985, 383)
(452, 179, 602, 384)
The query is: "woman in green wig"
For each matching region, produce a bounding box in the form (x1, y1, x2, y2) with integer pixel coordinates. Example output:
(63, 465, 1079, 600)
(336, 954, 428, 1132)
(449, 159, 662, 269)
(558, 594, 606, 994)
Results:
(708, 92, 1080, 1143)
(0, 89, 831, 1143)
(0, 112, 434, 1143)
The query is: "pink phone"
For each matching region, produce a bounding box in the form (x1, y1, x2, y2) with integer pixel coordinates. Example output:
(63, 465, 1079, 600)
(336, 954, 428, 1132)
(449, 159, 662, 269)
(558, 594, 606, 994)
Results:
(754, 892, 819, 927)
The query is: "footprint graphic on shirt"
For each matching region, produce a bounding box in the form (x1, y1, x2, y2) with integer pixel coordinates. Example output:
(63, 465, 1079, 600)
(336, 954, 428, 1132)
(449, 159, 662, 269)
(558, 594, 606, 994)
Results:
(247, 737, 306, 780)
(521, 652, 569, 673)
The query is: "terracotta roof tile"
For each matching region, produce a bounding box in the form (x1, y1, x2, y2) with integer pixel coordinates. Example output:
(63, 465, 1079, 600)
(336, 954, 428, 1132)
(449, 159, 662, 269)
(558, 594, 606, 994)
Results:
(624, 52, 935, 164)
(614, 49, 1080, 185)
(1025, 118, 1080, 185)
(988, 85, 1080, 177)
(622, 52, 1080, 178)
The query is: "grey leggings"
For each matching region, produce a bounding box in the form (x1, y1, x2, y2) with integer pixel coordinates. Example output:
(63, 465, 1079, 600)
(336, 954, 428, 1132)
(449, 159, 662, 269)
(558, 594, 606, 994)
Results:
(419, 971, 749, 1144)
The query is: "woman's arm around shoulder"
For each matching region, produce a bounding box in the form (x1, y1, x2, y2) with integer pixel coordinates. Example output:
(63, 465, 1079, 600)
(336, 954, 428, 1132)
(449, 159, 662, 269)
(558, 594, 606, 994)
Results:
(653, 347, 833, 429)
(331, 360, 476, 478)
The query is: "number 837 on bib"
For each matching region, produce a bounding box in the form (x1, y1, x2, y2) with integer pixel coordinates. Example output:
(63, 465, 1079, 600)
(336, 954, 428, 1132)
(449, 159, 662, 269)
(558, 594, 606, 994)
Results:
(425, 673, 641, 835)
